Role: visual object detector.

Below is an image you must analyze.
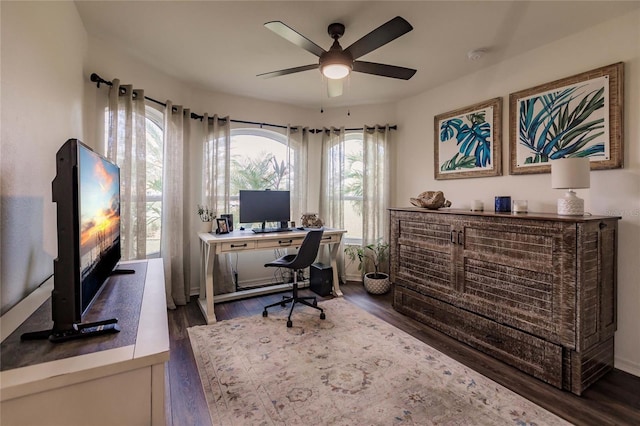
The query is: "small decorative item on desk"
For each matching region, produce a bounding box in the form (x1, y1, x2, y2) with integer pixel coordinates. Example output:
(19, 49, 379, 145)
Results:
(344, 239, 391, 295)
(216, 217, 230, 234)
(301, 213, 323, 228)
(410, 191, 452, 210)
(512, 200, 528, 213)
(471, 200, 484, 211)
(197, 204, 215, 233)
(220, 214, 234, 231)
(494, 196, 511, 213)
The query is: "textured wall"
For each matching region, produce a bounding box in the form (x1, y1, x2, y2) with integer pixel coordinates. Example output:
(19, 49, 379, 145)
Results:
(0, 2, 87, 314)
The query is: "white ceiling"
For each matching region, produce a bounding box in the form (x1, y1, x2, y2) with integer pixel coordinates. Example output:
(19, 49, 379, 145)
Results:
(75, 1, 639, 109)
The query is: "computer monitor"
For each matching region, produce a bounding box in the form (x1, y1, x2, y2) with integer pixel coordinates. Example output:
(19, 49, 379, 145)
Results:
(239, 190, 290, 232)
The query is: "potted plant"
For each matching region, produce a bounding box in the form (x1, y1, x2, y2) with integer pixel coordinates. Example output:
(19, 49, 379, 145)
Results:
(197, 204, 215, 233)
(344, 239, 391, 294)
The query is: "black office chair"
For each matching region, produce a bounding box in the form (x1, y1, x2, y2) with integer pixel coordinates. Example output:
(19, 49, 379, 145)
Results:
(262, 229, 326, 327)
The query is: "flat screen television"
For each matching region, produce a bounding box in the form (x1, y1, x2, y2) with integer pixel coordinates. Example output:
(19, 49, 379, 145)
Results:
(22, 139, 125, 342)
(239, 190, 291, 233)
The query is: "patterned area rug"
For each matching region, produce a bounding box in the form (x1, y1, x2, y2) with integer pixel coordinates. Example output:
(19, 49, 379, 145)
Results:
(188, 298, 570, 425)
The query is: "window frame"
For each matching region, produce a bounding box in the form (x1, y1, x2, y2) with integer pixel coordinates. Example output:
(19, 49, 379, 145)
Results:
(229, 127, 292, 229)
(143, 104, 164, 258)
(342, 131, 364, 245)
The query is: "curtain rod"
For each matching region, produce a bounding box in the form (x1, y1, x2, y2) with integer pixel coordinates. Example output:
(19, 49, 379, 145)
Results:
(90, 73, 396, 133)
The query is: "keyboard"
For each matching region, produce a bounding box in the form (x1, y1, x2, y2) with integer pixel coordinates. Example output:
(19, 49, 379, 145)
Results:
(251, 227, 292, 234)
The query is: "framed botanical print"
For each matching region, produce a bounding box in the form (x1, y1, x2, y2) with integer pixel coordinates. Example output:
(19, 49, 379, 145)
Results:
(509, 62, 624, 175)
(434, 97, 502, 180)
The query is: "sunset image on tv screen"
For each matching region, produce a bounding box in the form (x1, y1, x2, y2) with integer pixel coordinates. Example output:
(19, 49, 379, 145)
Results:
(79, 146, 120, 277)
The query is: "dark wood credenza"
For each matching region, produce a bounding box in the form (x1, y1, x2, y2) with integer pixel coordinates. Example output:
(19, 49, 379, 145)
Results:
(390, 208, 620, 395)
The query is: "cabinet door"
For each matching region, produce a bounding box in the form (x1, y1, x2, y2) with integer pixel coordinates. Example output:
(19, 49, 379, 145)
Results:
(456, 216, 576, 346)
(578, 219, 618, 351)
(391, 211, 458, 300)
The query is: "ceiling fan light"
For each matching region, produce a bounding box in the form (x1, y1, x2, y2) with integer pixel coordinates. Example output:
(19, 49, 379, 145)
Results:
(322, 63, 351, 79)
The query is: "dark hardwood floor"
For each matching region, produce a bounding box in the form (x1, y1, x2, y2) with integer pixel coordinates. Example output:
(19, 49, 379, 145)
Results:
(166, 282, 640, 426)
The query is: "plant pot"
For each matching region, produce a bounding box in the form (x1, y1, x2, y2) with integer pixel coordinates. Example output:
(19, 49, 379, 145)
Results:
(199, 221, 213, 233)
(363, 272, 391, 295)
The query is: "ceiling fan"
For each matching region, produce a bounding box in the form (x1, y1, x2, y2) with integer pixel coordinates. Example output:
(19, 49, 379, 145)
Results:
(258, 16, 417, 97)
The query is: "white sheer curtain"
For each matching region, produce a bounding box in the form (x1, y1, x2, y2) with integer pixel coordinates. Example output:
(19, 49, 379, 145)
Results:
(362, 125, 391, 258)
(107, 79, 147, 260)
(320, 127, 345, 228)
(287, 125, 309, 223)
(161, 102, 190, 308)
(202, 115, 234, 294)
(319, 127, 346, 278)
(202, 114, 230, 218)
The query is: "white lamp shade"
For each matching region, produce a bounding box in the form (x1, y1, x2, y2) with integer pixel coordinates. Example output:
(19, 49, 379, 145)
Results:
(551, 157, 591, 216)
(551, 157, 590, 189)
(321, 63, 350, 79)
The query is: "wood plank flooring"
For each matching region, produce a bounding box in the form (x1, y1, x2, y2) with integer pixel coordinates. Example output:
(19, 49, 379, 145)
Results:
(166, 282, 640, 426)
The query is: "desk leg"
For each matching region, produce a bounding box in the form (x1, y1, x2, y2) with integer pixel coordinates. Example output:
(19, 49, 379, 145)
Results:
(199, 240, 217, 324)
(329, 242, 343, 297)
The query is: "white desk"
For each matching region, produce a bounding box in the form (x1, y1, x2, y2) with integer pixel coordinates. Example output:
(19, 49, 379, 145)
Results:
(198, 228, 346, 324)
(0, 259, 169, 426)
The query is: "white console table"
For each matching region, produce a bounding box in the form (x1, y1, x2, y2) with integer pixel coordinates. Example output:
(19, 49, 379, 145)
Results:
(0, 259, 169, 426)
(198, 228, 346, 324)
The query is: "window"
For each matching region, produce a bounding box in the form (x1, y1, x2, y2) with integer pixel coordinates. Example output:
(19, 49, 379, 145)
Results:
(103, 104, 164, 257)
(144, 107, 163, 257)
(342, 132, 364, 243)
(229, 128, 293, 229)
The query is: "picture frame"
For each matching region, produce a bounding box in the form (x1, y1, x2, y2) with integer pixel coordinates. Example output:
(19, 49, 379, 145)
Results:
(434, 97, 502, 180)
(220, 213, 234, 232)
(216, 217, 229, 234)
(509, 62, 624, 175)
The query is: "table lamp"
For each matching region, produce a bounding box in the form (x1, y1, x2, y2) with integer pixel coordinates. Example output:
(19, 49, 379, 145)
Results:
(551, 157, 590, 216)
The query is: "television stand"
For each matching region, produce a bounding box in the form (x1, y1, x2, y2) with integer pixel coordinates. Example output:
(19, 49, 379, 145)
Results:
(1, 259, 168, 425)
(20, 317, 120, 343)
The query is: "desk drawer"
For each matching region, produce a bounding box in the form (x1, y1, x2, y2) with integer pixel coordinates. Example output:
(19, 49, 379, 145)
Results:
(220, 241, 256, 252)
(256, 237, 305, 250)
(320, 233, 340, 244)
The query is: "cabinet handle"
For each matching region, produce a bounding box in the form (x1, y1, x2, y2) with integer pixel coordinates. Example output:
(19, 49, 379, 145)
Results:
(278, 239, 293, 245)
(230, 243, 247, 248)
(457, 231, 464, 246)
(450, 230, 456, 244)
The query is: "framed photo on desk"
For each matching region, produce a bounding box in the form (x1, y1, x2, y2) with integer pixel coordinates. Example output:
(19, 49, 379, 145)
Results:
(216, 218, 229, 234)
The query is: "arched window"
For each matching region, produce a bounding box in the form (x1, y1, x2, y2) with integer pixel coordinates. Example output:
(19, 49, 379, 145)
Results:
(229, 128, 294, 229)
(103, 104, 164, 258)
(343, 132, 364, 242)
(144, 106, 163, 257)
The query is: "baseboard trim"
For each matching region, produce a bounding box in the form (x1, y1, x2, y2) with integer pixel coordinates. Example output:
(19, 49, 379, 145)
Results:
(615, 357, 640, 377)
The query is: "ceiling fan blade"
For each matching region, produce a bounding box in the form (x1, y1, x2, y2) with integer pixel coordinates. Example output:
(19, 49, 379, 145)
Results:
(345, 16, 413, 60)
(257, 64, 318, 79)
(327, 79, 343, 98)
(264, 21, 326, 57)
(353, 61, 416, 80)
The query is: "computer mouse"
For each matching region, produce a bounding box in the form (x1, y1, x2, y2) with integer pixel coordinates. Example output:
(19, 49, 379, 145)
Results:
(239, 226, 245, 230)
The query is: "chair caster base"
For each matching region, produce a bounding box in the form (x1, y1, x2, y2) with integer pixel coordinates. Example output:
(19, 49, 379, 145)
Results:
(262, 310, 268, 317)
(320, 312, 326, 320)
(286, 320, 293, 328)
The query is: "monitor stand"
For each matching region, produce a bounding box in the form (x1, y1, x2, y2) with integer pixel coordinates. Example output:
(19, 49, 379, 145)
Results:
(21, 318, 120, 343)
(252, 221, 291, 234)
(252, 221, 269, 234)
